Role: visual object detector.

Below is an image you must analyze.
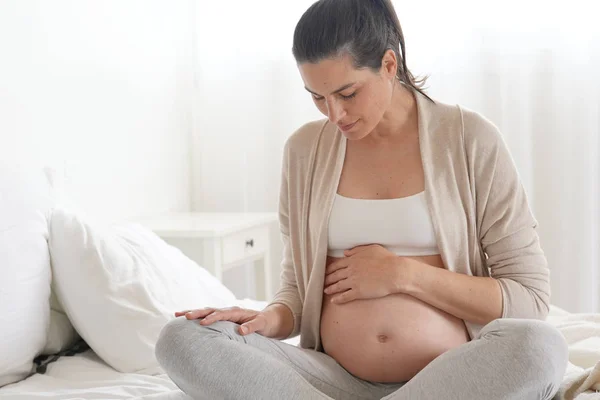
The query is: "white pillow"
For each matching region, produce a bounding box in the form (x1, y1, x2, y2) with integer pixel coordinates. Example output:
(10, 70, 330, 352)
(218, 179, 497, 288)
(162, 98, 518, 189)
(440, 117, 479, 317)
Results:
(41, 167, 80, 355)
(41, 293, 79, 355)
(0, 164, 53, 386)
(49, 208, 237, 373)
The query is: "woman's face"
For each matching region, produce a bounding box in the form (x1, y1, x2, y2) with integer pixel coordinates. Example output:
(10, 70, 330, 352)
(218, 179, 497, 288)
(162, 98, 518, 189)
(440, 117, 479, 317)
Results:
(298, 51, 397, 140)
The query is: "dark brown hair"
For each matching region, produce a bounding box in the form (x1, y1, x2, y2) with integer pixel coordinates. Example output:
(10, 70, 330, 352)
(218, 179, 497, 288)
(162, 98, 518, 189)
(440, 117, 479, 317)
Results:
(292, 0, 431, 101)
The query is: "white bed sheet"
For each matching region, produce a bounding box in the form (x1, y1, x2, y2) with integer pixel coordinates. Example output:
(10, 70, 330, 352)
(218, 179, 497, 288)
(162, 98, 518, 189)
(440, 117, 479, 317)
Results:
(0, 299, 298, 400)
(0, 349, 180, 400)
(1, 302, 598, 400)
(547, 306, 600, 399)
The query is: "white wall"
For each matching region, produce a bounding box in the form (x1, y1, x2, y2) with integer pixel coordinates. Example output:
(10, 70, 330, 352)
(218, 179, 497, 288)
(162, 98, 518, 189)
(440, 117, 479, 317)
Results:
(191, 0, 321, 213)
(2, 1, 596, 311)
(0, 0, 194, 222)
(190, 1, 321, 289)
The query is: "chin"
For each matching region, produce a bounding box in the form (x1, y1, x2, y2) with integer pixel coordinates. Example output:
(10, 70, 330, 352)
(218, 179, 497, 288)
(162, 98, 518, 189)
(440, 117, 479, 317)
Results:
(342, 129, 370, 141)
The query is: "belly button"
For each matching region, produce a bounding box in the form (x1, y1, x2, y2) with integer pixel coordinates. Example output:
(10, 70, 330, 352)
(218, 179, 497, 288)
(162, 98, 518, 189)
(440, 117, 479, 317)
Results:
(377, 334, 388, 343)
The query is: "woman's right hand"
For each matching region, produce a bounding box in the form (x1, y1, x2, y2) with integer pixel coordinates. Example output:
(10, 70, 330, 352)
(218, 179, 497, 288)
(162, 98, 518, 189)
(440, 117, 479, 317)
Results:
(175, 306, 277, 337)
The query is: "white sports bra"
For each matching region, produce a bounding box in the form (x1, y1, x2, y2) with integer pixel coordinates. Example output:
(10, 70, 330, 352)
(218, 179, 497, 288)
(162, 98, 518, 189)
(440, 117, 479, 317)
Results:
(327, 191, 439, 257)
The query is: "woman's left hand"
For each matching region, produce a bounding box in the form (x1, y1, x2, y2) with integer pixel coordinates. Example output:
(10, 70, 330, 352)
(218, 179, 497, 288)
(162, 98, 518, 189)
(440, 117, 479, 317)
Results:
(324, 244, 414, 304)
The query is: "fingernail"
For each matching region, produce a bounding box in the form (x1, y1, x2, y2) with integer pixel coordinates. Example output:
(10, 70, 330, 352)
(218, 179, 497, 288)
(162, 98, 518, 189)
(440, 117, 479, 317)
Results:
(240, 326, 247, 334)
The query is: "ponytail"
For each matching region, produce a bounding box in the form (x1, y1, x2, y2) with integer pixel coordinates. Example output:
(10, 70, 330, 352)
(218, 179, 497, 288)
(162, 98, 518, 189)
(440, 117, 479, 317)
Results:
(373, 0, 430, 99)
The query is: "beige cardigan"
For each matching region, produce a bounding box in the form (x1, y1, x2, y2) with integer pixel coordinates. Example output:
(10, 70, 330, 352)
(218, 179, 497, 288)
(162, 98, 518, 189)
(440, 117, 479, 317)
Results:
(268, 90, 550, 351)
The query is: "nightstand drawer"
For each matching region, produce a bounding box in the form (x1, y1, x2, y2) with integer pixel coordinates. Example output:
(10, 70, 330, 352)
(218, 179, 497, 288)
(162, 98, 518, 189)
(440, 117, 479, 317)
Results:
(222, 226, 269, 266)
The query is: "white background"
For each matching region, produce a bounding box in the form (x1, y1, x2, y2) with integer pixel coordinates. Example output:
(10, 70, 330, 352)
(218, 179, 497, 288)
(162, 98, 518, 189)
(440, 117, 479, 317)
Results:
(1, 0, 598, 313)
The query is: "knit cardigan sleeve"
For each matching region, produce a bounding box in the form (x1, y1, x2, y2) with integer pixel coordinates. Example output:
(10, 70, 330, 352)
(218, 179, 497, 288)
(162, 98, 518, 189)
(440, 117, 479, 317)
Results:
(461, 107, 551, 320)
(266, 137, 303, 338)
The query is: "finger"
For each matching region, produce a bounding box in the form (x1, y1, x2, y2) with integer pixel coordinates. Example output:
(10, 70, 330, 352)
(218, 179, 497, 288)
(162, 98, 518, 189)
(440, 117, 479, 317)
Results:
(344, 244, 376, 257)
(180, 308, 216, 319)
(324, 269, 348, 286)
(174, 310, 192, 317)
(326, 258, 349, 275)
(199, 308, 245, 325)
(199, 311, 230, 325)
(343, 249, 356, 257)
(331, 289, 356, 304)
(324, 279, 352, 295)
(239, 315, 267, 335)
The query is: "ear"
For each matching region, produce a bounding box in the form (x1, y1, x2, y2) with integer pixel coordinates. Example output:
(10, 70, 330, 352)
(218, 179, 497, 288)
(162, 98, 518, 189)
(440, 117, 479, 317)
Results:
(381, 49, 398, 80)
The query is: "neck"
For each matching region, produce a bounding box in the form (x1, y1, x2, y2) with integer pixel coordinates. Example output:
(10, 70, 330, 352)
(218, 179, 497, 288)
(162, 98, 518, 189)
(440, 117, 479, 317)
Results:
(366, 83, 417, 143)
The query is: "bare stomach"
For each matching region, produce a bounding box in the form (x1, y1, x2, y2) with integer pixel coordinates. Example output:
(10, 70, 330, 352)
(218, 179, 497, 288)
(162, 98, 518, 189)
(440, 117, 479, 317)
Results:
(320, 255, 470, 383)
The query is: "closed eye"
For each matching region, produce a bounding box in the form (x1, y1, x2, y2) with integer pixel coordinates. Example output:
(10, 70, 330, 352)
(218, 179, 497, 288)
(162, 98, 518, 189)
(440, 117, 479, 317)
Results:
(312, 92, 357, 101)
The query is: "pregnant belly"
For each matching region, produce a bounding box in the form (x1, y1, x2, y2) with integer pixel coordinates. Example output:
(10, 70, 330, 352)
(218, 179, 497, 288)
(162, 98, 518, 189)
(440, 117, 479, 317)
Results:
(320, 255, 470, 383)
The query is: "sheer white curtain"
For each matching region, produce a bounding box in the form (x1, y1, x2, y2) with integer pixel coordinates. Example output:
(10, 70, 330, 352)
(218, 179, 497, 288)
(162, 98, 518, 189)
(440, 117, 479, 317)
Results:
(191, 0, 600, 313)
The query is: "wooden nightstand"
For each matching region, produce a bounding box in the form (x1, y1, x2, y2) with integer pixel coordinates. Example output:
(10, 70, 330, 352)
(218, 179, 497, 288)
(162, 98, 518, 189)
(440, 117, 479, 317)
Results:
(133, 212, 278, 301)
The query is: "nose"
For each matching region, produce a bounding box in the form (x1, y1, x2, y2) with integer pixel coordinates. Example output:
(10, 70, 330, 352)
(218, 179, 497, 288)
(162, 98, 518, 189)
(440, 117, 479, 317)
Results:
(326, 99, 346, 125)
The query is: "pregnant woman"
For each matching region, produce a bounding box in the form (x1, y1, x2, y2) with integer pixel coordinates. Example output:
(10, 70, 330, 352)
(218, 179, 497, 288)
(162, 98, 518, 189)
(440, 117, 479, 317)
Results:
(155, 1, 568, 399)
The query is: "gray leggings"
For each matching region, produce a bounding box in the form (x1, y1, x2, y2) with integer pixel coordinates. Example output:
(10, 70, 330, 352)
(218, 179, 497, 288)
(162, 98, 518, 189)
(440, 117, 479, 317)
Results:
(155, 317, 568, 400)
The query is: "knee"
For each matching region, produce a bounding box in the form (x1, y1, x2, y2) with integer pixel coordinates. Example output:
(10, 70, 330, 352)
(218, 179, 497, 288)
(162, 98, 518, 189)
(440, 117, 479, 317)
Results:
(155, 318, 240, 367)
(496, 319, 568, 386)
(155, 318, 193, 367)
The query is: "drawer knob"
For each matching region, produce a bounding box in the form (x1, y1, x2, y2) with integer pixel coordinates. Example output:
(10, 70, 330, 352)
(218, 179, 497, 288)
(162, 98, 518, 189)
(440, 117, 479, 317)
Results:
(245, 239, 254, 248)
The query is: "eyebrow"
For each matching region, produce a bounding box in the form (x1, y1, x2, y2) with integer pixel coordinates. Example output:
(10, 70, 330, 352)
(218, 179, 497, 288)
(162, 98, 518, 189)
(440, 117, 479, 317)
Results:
(304, 82, 356, 97)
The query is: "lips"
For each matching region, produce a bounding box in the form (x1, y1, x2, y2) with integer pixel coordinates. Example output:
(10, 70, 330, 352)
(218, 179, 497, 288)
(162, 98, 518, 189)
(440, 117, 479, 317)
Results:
(339, 120, 358, 131)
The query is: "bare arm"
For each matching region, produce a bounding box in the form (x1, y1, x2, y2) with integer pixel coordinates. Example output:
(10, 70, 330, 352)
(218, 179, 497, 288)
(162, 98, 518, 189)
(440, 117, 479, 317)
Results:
(262, 303, 295, 340)
(401, 259, 503, 326)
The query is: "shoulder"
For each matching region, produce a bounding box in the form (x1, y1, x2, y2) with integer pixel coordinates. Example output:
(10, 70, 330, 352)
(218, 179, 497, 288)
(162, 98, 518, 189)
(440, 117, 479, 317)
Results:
(456, 105, 505, 157)
(423, 94, 504, 153)
(452, 105, 520, 185)
(283, 118, 332, 161)
(420, 94, 513, 177)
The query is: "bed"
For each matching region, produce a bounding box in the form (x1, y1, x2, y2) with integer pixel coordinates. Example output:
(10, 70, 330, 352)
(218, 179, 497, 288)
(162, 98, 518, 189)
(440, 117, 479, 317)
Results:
(0, 302, 597, 400)
(0, 166, 598, 400)
(0, 300, 298, 400)
(547, 306, 600, 399)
